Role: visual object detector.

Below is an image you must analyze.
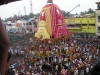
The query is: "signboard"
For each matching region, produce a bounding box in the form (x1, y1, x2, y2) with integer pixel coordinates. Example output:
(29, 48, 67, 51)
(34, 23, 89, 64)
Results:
(16, 23, 22, 27)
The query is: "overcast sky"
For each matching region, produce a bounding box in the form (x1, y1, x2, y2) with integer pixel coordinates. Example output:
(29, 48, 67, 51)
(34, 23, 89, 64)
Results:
(0, 0, 99, 19)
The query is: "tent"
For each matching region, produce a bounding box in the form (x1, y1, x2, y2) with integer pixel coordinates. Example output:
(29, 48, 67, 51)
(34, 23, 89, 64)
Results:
(26, 18, 35, 22)
(27, 19, 32, 22)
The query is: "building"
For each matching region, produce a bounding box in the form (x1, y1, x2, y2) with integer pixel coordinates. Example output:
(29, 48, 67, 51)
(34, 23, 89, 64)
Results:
(65, 15, 95, 38)
(5, 18, 37, 34)
(96, 2, 100, 38)
(65, 2, 100, 38)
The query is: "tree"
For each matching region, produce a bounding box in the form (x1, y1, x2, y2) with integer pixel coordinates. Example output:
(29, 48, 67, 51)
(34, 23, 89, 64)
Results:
(24, 15, 29, 20)
(84, 11, 88, 14)
(66, 11, 70, 17)
(62, 10, 66, 17)
(13, 14, 17, 18)
(80, 12, 85, 16)
(4, 18, 7, 22)
(87, 8, 95, 14)
(75, 13, 78, 15)
(29, 13, 34, 18)
(36, 13, 40, 17)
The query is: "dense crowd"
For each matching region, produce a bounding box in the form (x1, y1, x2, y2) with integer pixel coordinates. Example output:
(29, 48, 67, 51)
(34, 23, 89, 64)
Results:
(8, 33, 100, 75)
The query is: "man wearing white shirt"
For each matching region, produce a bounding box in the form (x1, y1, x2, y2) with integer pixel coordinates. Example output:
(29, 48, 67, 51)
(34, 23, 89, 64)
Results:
(86, 67, 89, 74)
(29, 65, 32, 71)
(11, 65, 14, 69)
(40, 59, 43, 65)
(53, 57, 57, 63)
(90, 65, 93, 70)
(79, 59, 82, 64)
(32, 72, 34, 75)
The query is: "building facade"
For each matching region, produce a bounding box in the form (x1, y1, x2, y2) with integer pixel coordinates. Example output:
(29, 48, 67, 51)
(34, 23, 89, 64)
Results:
(65, 16, 96, 38)
(96, 2, 100, 37)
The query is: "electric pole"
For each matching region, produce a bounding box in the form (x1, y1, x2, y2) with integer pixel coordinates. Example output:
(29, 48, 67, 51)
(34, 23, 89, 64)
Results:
(24, 6, 26, 15)
(30, 0, 33, 14)
(18, 9, 21, 17)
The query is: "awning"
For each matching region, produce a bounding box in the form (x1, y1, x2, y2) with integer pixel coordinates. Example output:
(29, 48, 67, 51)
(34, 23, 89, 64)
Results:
(9, 29, 16, 33)
(74, 35, 81, 38)
(27, 19, 32, 22)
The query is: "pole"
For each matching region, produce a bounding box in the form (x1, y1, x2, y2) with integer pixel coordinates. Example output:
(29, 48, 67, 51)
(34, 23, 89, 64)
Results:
(18, 9, 21, 17)
(30, 0, 33, 14)
(67, 4, 80, 17)
(24, 6, 26, 15)
(69, 4, 80, 13)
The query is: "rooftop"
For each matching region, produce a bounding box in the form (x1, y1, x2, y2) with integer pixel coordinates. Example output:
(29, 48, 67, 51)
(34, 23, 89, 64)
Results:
(96, 2, 100, 4)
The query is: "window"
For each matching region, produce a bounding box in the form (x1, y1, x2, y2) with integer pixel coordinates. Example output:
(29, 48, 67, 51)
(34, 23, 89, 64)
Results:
(97, 4, 100, 9)
(82, 24, 87, 26)
(98, 27, 100, 30)
(67, 25, 75, 27)
(90, 24, 95, 26)
(76, 24, 81, 27)
(98, 27, 100, 33)
(98, 16, 100, 22)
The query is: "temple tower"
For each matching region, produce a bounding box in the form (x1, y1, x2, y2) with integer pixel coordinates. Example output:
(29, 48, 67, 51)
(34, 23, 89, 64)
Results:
(35, 0, 71, 39)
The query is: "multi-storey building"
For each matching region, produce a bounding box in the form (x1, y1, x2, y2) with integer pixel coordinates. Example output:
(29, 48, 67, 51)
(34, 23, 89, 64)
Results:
(65, 15, 95, 38)
(65, 2, 100, 38)
(96, 2, 100, 38)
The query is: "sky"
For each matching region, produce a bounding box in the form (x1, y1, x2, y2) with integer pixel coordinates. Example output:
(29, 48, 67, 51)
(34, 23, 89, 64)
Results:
(0, 0, 100, 19)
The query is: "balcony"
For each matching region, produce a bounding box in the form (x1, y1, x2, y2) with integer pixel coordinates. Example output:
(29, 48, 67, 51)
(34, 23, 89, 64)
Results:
(66, 24, 81, 29)
(67, 26, 81, 29)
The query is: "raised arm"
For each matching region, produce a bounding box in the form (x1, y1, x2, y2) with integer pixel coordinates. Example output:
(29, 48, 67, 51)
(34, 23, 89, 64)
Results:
(0, 18, 9, 75)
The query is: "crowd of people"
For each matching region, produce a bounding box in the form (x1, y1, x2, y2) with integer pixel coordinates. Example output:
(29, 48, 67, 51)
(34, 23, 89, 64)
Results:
(8, 33, 100, 75)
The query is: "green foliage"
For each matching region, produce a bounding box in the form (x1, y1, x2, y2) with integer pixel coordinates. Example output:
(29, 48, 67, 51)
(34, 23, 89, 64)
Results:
(4, 8, 95, 21)
(88, 8, 95, 13)
(24, 15, 30, 19)
(61, 10, 70, 18)
(4, 13, 40, 21)
(13, 14, 17, 18)
(80, 8, 95, 16)
(29, 13, 34, 18)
